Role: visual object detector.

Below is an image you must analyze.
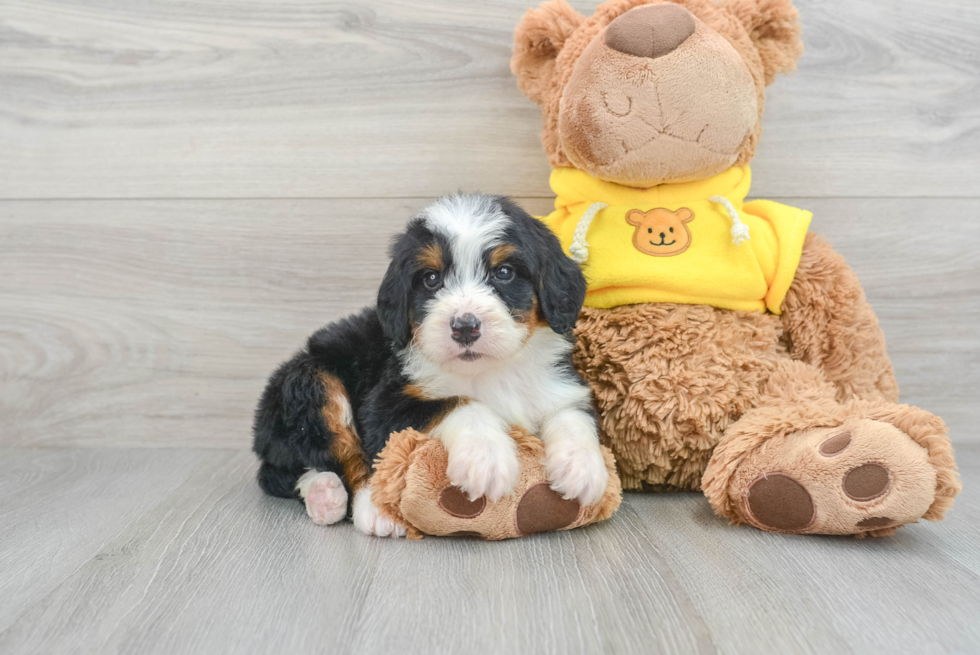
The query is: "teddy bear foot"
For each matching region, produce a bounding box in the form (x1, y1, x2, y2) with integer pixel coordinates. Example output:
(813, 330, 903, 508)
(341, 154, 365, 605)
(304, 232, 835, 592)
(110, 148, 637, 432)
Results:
(370, 428, 622, 540)
(703, 403, 961, 537)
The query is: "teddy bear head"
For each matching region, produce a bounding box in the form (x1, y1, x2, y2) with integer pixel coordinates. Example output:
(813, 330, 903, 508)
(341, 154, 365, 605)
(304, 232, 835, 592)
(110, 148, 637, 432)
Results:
(512, 0, 803, 187)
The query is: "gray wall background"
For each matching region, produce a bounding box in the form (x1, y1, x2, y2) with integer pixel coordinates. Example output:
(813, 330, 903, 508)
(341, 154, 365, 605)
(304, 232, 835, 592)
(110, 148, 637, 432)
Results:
(2, 0, 978, 446)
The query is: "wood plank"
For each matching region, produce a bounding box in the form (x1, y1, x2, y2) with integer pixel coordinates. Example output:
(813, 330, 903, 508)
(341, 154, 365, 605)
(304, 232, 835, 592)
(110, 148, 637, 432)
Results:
(0, 448, 234, 633)
(0, 446, 976, 655)
(1, 0, 978, 199)
(1, 197, 976, 447)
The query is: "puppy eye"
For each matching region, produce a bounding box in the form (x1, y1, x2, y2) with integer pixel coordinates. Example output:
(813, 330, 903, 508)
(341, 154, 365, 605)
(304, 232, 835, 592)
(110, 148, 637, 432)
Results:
(493, 265, 515, 282)
(421, 270, 442, 290)
(669, 227, 674, 233)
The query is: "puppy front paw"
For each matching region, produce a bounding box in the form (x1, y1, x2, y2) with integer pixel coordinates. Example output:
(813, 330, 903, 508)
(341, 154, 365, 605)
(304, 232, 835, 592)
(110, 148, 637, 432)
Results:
(352, 486, 406, 538)
(545, 440, 609, 506)
(446, 433, 520, 502)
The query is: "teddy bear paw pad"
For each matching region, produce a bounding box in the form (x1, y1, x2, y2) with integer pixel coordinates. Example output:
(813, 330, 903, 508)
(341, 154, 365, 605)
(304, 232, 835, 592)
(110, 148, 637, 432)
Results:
(439, 486, 486, 518)
(746, 473, 814, 532)
(733, 419, 937, 535)
(516, 483, 582, 535)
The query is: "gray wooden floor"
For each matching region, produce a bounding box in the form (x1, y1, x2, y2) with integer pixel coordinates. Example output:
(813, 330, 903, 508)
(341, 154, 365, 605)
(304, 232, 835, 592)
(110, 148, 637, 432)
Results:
(2, 0, 979, 653)
(0, 446, 976, 655)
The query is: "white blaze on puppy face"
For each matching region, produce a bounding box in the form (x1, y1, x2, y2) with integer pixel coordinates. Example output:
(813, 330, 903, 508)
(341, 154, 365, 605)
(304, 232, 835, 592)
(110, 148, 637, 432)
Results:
(416, 195, 530, 373)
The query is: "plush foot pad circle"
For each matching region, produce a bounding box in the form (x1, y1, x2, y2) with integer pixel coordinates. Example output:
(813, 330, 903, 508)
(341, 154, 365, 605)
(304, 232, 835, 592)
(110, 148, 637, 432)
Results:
(516, 483, 581, 535)
(843, 463, 890, 501)
(747, 473, 815, 531)
(819, 432, 851, 456)
(439, 486, 486, 518)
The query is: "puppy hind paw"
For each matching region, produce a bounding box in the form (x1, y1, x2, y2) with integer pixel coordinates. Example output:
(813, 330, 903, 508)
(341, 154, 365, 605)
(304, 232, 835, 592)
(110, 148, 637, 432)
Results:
(297, 471, 348, 526)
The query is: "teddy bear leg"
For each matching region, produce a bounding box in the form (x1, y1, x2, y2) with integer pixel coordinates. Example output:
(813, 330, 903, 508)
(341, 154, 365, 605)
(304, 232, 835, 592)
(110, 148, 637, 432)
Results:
(702, 400, 961, 537)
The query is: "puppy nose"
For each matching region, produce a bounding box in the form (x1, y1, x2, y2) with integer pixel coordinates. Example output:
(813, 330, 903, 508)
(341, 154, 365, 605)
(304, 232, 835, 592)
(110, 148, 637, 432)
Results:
(450, 313, 481, 346)
(604, 4, 696, 59)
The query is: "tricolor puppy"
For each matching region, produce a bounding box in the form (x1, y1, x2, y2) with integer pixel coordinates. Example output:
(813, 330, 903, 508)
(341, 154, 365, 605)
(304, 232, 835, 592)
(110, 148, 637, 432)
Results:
(252, 194, 607, 537)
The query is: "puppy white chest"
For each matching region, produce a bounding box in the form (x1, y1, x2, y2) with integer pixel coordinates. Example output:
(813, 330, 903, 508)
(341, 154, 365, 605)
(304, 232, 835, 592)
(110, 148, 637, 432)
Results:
(467, 370, 566, 432)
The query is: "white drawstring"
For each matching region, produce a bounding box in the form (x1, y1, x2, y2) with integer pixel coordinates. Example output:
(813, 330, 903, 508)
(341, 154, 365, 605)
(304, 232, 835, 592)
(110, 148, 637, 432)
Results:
(568, 202, 608, 264)
(708, 195, 750, 245)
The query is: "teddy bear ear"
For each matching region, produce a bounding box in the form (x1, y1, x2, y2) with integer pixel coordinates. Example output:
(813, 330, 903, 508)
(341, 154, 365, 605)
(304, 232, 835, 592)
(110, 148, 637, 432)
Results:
(625, 210, 645, 226)
(722, 0, 804, 85)
(511, 0, 586, 105)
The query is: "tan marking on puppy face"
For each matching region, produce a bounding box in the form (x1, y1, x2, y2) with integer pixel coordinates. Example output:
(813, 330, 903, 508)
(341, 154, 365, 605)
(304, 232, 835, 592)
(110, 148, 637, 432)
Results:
(417, 243, 444, 271)
(319, 373, 371, 491)
(490, 244, 517, 268)
(515, 296, 548, 339)
(626, 207, 694, 256)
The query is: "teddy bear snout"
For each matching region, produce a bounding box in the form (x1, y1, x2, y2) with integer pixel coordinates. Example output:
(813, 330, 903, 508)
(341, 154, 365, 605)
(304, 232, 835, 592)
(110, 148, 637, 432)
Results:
(604, 4, 696, 60)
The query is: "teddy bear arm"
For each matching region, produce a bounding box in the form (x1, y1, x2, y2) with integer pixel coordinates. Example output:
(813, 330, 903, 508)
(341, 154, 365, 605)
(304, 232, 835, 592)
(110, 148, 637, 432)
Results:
(780, 232, 899, 404)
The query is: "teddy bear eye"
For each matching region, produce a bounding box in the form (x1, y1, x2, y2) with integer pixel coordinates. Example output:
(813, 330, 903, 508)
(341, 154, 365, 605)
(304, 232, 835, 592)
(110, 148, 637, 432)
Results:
(669, 227, 674, 233)
(647, 228, 653, 233)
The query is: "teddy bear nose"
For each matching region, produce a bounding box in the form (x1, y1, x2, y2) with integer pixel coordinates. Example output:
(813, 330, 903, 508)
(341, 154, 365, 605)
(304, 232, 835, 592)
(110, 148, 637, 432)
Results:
(604, 4, 697, 59)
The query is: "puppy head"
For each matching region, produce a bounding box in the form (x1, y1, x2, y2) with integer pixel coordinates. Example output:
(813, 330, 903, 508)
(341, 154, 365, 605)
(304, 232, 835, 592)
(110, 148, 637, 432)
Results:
(378, 194, 586, 374)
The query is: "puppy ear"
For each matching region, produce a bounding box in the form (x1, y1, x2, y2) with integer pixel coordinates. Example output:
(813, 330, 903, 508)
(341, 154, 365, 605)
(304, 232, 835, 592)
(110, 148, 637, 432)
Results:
(723, 0, 804, 85)
(511, 0, 585, 105)
(524, 215, 586, 335)
(377, 238, 415, 350)
(537, 250, 587, 334)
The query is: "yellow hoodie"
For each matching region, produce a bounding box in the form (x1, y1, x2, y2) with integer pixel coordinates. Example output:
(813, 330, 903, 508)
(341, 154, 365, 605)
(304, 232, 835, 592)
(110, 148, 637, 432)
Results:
(539, 166, 812, 314)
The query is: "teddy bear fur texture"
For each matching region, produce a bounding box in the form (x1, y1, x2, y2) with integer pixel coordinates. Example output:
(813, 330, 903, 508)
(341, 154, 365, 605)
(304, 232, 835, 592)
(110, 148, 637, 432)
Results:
(512, 0, 960, 536)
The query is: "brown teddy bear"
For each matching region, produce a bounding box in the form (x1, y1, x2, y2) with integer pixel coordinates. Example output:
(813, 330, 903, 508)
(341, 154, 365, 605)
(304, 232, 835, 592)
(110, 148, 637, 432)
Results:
(512, 0, 961, 536)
